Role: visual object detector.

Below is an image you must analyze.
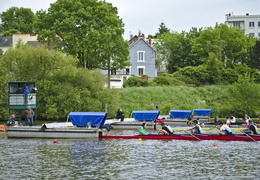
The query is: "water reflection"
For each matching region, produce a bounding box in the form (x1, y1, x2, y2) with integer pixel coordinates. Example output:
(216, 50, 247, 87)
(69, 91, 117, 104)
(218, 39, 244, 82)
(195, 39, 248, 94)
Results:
(0, 132, 260, 179)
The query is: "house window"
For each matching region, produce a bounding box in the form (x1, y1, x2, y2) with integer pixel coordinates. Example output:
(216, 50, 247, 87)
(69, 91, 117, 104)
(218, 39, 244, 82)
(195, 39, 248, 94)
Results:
(258, 22, 260, 27)
(137, 66, 145, 76)
(249, 22, 255, 28)
(249, 33, 255, 37)
(137, 51, 145, 62)
(233, 22, 240, 28)
(126, 68, 130, 75)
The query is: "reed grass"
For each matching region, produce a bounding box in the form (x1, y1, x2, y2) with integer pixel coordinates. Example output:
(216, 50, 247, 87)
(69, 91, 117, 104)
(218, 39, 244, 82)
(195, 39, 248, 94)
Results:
(119, 85, 240, 118)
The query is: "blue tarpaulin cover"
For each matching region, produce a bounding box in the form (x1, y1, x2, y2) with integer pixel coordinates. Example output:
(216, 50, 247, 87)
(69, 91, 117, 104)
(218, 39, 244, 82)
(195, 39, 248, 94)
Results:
(69, 112, 107, 126)
(132, 110, 160, 121)
(193, 109, 211, 116)
(170, 110, 192, 119)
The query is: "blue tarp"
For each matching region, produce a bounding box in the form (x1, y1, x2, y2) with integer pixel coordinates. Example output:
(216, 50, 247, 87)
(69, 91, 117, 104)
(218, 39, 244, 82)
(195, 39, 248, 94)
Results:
(193, 109, 211, 116)
(170, 110, 192, 119)
(69, 112, 107, 126)
(132, 110, 160, 121)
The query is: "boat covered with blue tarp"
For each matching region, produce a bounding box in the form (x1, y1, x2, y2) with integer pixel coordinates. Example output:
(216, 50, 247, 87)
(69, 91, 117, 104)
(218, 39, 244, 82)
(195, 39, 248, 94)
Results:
(193, 109, 211, 116)
(131, 110, 160, 121)
(69, 112, 107, 127)
(170, 110, 192, 119)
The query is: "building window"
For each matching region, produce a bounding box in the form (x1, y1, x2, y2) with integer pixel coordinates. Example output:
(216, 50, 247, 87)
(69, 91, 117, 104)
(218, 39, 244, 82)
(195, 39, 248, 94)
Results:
(258, 33, 260, 38)
(126, 68, 130, 75)
(233, 22, 240, 28)
(137, 66, 145, 76)
(249, 33, 255, 37)
(249, 22, 255, 28)
(258, 22, 260, 27)
(137, 51, 145, 62)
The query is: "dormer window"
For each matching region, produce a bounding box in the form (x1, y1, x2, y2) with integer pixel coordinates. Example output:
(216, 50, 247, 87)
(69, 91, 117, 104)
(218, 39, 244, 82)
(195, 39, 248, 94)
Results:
(137, 51, 145, 62)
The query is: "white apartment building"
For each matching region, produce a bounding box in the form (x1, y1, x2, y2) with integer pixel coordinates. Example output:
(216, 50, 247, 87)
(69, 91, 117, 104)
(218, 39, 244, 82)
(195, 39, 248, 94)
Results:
(225, 13, 260, 39)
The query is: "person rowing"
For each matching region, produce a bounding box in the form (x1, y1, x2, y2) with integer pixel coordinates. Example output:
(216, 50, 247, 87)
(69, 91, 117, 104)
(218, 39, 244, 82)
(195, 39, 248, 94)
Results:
(186, 120, 203, 134)
(241, 124, 258, 135)
(158, 122, 174, 135)
(138, 123, 149, 135)
(218, 122, 232, 135)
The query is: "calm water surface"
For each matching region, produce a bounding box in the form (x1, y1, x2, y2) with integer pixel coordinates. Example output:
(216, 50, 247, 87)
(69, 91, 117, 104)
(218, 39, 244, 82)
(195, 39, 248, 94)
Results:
(0, 130, 260, 180)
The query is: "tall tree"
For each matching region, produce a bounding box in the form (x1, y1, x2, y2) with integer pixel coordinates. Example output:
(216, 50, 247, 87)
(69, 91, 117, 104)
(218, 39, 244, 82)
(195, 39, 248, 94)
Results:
(249, 39, 260, 69)
(155, 28, 202, 73)
(192, 23, 256, 67)
(0, 44, 120, 119)
(34, 0, 130, 75)
(0, 7, 36, 35)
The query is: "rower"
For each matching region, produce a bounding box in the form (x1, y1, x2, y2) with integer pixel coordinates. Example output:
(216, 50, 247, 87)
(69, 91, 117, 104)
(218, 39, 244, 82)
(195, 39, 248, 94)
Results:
(138, 123, 149, 135)
(158, 123, 173, 135)
(187, 120, 203, 134)
(218, 122, 232, 135)
(242, 124, 258, 135)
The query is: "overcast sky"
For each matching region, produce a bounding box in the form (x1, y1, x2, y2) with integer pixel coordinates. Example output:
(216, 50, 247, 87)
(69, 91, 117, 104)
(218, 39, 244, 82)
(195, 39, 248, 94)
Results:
(1, 0, 259, 39)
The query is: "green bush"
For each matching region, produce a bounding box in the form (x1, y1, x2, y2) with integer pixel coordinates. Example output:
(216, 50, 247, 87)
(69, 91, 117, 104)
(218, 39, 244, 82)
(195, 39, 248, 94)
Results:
(152, 74, 185, 86)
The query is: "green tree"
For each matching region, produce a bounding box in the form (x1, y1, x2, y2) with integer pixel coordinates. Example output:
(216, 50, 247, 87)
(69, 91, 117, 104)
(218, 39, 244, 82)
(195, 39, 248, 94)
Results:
(249, 39, 260, 69)
(0, 44, 119, 119)
(229, 74, 260, 116)
(192, 23, 256, 67)
(34, 0, 130, 76)
(154, 22, 170, 38)
(0, 7, 36, 35)
(155, 28, 202, 73)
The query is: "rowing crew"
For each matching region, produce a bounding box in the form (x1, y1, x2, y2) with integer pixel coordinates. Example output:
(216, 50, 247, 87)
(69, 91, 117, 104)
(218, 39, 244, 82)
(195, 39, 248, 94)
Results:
(138, 120, 258, 135)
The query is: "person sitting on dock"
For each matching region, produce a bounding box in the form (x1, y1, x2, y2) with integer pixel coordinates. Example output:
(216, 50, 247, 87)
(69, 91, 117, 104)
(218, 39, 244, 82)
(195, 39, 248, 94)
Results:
(138, 123, 149, 135)
(218, 122, 232, 135)
(214, 116, 220, 125)
(6, 114, 16, 126)
(241, 124, 258, 135)
(158, 123, 173, 135)
(187, 120, 203, 134)
(116, 108, 124, 122)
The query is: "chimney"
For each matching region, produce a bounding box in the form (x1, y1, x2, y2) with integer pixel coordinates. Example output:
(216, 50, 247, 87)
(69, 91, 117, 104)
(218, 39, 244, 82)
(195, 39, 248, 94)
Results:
(148, 38, 152, 46)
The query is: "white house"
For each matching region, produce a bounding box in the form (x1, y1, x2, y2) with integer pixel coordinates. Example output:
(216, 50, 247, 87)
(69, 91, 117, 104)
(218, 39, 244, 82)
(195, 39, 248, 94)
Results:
(225, 13, 260, 38)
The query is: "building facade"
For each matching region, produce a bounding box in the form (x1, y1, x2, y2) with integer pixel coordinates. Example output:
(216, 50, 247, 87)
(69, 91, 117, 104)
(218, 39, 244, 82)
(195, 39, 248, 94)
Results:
(127, 33, 157, 77)
(225, 13, 260, 38)
(0, 33, 39, 54)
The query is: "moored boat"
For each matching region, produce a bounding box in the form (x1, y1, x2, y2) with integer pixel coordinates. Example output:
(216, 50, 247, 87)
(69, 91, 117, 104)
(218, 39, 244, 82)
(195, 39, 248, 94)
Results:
(7, 112, 108, 139)
(99, 134, 260, 141)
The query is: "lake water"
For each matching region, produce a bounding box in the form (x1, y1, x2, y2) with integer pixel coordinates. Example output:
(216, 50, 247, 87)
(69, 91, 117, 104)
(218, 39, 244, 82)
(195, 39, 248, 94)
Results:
(0, 130, 260, 180)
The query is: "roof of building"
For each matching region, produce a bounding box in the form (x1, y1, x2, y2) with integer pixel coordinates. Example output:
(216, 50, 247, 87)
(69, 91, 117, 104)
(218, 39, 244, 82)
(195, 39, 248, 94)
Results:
(0, 37, 12, 47)
(129, 36, 155, 51)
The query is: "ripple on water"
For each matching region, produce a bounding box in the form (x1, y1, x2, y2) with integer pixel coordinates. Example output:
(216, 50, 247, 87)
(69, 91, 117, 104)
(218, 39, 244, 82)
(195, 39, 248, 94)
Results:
(0, 134, 260, 179)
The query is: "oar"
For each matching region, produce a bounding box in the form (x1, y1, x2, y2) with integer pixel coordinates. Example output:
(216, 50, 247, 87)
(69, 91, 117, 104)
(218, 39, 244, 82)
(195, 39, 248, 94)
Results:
(185, 130, 201, 141)
(189, 133, 202, 141)
(243, 133, 258, 143)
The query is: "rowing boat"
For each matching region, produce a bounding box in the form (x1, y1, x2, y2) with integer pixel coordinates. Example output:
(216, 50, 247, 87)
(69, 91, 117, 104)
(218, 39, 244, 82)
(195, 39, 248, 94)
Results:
(171, 127, 248, 131)
(99, 134, 260, 141)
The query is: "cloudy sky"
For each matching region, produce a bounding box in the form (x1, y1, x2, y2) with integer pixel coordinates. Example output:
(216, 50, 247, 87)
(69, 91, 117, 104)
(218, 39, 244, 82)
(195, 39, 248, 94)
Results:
(1, 0, 259, 39)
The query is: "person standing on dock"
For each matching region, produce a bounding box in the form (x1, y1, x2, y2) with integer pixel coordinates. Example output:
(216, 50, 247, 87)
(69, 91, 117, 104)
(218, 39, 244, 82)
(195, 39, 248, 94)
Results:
(25, 106, 34, 126)
(116, 108, 124, 122)
(138, 123, 149, 135)
(218, 122, 232, 135)
(187, 120, 203, 134)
